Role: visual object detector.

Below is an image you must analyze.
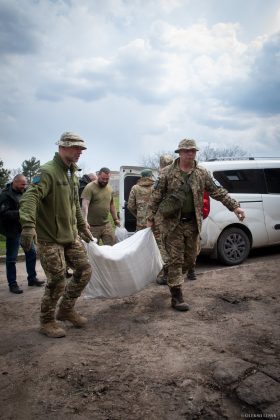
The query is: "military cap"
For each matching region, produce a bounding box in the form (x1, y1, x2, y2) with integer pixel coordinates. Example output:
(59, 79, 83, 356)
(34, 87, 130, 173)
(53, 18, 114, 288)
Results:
(56, 132, 87, 149)
(141, 169, 153, 177)
(160, 154, 173, 169)
(175, 138, 199, 153)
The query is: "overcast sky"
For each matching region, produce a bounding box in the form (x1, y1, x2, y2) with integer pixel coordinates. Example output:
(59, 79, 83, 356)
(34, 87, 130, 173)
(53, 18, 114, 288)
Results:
(1, 0, 280, 173)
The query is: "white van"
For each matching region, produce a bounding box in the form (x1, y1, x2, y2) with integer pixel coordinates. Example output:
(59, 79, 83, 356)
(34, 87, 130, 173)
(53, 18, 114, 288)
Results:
(119, 159, 280, 265)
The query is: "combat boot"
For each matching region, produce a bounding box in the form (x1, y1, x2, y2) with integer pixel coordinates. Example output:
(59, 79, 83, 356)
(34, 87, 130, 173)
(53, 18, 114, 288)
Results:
(170, 286, 190, 311)
(156, 266, 168, 285)
(56, 308, 87, 328)
(39, 321, 66, 338)
(28, 277, 45, 287)
(187, 269, 197, 281)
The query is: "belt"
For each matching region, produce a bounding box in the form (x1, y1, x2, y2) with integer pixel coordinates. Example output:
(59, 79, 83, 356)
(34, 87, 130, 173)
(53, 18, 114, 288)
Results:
(180, 212, 195, 222)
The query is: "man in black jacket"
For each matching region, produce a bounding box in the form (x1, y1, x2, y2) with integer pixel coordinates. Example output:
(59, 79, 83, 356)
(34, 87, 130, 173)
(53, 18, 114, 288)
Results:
(0, 174, 44, 293)
(78, 172, 97, 205)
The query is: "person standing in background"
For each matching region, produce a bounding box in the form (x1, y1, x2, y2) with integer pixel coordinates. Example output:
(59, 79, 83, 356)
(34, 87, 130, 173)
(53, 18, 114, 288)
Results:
(127, 169, 154, 231)
(78, 172, 97, 205)
(0, 174, 44, 294)
(81, 167, 120, 245)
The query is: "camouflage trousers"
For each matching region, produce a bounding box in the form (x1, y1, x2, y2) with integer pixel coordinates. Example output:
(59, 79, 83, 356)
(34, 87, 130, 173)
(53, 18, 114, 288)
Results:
(163, 220, 199, 287)
(153, 215, 169, 266)
(37, 238, 92, 324)
(89, 222, 116, 245)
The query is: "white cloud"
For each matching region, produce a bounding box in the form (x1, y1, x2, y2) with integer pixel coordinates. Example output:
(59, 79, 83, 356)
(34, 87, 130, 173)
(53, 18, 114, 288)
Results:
(0, 0, 280, 173)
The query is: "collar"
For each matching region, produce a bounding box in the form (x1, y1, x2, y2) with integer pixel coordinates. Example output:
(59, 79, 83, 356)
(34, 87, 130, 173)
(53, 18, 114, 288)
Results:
(54, 152, 78, 173)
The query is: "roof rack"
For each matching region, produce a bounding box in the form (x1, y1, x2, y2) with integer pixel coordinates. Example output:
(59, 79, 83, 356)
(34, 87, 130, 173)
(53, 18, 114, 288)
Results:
(205, 157, 280, 162)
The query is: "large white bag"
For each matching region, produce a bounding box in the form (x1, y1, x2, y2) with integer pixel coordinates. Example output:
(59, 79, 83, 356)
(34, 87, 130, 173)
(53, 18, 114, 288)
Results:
(84, 228, 163, 299)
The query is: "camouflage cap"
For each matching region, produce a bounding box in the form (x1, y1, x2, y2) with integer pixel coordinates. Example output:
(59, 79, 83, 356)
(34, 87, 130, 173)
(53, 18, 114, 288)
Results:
(141, 169, 153, 177)
(160, 154, 173, 169)
(56, 132, 87, 149)
(175, 138, 199, 153)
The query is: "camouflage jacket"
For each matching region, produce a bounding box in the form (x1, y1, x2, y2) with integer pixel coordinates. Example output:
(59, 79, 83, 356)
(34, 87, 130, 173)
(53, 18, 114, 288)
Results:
(20, 153, 86, 244)
(127, 177, 154, 230)
(146, 158, 239, 233)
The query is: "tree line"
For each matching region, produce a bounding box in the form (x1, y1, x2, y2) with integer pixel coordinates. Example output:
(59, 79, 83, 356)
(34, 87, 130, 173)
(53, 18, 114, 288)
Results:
(0, 144, 248, 189)
(141, 144, 248, 170)
(0, 157, 40, 189)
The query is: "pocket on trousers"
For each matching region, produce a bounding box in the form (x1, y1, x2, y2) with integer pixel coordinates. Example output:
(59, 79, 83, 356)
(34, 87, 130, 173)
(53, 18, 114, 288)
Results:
(37, 243, 65, 276)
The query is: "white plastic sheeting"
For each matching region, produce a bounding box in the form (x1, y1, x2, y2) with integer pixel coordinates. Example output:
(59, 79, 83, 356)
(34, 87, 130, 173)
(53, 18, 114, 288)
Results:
(115, 225, 129, 242)
(84, 228, 163, 299)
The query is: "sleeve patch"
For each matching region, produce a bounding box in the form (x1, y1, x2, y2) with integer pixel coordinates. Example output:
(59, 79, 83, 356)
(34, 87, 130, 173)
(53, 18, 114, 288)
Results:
(32, 175, 41, 184)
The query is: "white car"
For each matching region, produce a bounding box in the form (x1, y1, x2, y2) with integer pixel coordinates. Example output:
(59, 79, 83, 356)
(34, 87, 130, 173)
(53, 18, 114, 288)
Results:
(119, 159, 280, 265)
(199, 159, 280, 265)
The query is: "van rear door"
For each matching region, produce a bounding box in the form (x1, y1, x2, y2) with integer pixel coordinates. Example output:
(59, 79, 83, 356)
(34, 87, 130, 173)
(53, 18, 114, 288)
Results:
(119, 166, 145, 233)
(119, 166, 158, 233)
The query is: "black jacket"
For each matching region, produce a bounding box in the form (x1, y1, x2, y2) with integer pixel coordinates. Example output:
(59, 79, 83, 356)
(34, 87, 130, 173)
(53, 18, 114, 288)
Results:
(0, 183, 23, 238)
(79, 174, 92, 205)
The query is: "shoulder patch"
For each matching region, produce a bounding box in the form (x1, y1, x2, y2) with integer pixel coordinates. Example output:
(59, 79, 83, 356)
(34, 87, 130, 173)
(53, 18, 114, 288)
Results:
(32, 175, 41, 184)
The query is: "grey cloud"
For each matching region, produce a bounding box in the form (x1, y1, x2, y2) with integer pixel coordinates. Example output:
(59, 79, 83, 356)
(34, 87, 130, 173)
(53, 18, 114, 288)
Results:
(0, 2, 38, 55)
(221, 32, 280, 114)
(36, 41, 172, 104)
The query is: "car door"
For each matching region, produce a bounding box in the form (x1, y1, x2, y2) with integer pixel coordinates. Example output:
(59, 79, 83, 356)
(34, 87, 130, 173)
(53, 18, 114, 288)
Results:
(258, 163, 280, 244)
(205, 165, 269, 249)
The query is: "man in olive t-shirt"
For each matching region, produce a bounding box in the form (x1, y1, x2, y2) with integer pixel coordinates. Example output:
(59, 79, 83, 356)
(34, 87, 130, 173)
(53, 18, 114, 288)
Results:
(81, 167, 120, 245)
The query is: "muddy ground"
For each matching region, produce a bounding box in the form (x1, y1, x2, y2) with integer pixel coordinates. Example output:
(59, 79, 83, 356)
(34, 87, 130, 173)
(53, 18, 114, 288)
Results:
(0, 251, 279, 420)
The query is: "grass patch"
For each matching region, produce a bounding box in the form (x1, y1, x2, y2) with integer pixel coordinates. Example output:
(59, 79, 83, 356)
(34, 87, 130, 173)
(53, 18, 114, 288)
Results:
(0, 234, 6, 256)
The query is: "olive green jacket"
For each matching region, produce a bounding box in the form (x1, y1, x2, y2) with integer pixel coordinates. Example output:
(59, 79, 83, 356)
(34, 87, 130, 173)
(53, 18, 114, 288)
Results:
(19, 153, 86, 244)
(146, 158, 239, 233)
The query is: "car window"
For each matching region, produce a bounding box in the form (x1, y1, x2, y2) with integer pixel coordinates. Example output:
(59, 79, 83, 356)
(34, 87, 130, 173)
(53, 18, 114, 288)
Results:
(213, 169, 266, 193)
(264, 168, 280, 193)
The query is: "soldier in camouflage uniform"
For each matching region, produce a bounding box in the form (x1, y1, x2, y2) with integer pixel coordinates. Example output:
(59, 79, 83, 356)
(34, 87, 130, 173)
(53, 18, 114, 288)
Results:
(146, 139, 245, 311)
(127, 169, 154, 231)
(19, 132, 94, 338)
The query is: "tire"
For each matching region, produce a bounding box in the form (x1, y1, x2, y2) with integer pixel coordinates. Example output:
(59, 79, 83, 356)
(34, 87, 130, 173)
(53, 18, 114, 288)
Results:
(217, 227, 250, 266)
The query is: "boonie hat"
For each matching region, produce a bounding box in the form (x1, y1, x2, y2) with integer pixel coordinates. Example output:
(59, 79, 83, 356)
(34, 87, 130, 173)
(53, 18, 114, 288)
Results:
(141, 169, 153, 177)
(56, 132, 87, 149)
(160, 154, 173, 169)
(175, 138, 199, 153)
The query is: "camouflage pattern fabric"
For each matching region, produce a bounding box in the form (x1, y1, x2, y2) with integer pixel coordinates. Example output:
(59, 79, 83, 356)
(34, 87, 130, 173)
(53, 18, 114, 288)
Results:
(153, 217, 168, 265)
(146, 157, 239, 286)
(37, 238, 92, 324)
(127, 177, 154, 231)
(152, 156, 173, 266)
(147, 158, 239, 234)
(89, 222, 116, 245)
(164, 219, 199, 287)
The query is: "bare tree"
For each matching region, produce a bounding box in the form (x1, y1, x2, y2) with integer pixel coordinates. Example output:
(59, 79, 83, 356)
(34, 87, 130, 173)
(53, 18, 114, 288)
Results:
(198, 144, 248, 162)
(140, 144, 248, 169)
(140, 150, 176, 171)
(9, 168, 22, 180)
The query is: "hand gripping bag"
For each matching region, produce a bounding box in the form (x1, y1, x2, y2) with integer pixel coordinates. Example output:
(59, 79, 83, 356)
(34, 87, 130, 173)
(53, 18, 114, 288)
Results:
(115, 225, 129, 242)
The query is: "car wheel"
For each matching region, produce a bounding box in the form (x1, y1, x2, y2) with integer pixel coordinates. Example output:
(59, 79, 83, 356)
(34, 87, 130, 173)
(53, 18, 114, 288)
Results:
(217, 227, 250, 266)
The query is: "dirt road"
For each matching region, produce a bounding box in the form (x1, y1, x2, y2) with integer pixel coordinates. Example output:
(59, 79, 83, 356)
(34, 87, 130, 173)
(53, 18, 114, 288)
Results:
(0, 251, 279, 420)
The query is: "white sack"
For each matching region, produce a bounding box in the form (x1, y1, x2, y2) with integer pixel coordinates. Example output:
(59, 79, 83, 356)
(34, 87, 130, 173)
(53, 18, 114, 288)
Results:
(84, 227, 163, 299)
(115, 225, 129, 242)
